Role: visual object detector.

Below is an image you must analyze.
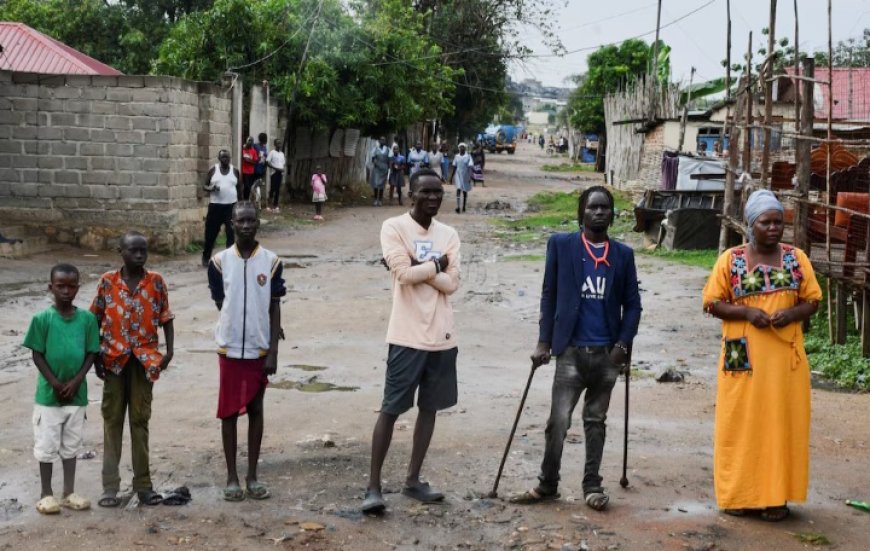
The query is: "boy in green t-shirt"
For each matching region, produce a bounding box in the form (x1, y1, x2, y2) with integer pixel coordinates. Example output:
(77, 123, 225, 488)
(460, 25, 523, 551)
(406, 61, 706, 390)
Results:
(23, 263, 100, 515)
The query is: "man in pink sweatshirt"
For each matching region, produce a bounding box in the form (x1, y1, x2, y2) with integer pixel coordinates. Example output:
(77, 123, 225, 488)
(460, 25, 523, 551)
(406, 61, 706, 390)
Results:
(362, 169, 461, 514)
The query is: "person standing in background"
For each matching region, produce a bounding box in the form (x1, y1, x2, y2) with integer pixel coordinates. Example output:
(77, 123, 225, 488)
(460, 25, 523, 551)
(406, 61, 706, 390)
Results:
(265, 139, 285, 214)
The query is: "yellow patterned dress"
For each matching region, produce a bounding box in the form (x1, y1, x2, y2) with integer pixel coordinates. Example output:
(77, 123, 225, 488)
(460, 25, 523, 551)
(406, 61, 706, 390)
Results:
(702, 244, 822, 509)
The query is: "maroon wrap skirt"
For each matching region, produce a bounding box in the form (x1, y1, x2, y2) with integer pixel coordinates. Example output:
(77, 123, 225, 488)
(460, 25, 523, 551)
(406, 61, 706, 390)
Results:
(217, 355, 268, 419)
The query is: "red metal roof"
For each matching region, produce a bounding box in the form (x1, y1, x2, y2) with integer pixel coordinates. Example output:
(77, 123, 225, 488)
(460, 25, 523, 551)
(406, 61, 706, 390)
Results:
(0, 22, 122, 76)
(787, 66, 870, 122)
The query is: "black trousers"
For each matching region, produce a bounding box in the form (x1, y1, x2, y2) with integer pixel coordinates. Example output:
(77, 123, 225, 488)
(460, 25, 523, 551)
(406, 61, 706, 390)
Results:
(269, 171, 283, 207)
(203, 203, 235, 263)
(242, 174, 256, 200)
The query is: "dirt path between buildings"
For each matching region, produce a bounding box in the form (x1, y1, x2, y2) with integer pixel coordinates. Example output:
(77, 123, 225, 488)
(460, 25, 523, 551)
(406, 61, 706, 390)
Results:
(0, 144, 867, 550)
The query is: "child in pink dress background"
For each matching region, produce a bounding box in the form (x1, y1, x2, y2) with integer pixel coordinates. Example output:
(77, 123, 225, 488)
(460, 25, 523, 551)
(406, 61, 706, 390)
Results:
(311, 167, 327, 221)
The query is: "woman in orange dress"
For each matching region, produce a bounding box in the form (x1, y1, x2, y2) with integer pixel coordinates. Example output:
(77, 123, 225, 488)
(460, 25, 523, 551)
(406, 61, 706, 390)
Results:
(702, 190, 822, 521)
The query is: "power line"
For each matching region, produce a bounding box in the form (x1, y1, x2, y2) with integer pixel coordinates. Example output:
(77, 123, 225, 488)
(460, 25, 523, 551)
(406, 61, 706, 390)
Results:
(528, 0, 718, 59)
(556, 3, 659, 33)
(226, 7, 319, 71)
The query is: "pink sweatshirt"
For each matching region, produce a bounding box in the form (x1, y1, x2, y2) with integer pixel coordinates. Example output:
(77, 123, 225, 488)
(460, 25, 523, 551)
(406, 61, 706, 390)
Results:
(380, 212, 461, 351)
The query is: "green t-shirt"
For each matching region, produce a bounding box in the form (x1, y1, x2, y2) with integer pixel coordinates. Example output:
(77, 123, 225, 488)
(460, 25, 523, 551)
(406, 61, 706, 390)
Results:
(23, 306, 100, 407)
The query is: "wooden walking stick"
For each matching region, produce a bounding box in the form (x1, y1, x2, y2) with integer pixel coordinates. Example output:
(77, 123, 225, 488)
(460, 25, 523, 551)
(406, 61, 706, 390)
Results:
(488, 362, 538, 498)
(620, 360, 631, 488)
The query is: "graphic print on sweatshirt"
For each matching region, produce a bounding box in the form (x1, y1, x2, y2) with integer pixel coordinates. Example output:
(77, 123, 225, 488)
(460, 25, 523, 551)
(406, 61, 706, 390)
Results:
(414, 240, 442, 262)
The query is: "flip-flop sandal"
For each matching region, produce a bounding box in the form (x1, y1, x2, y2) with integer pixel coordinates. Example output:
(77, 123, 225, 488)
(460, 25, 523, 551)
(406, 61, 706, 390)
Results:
(161, 486, 192, 506)
(138, 490, 164, 506)
(98, 493, 121, 508)
(509, 487, 560, 505)
(223, 485, 245, 502)
(245, 481, 271, 500)
(36, 495, 61, 515)
(722, 508, 748, 517)
(61, 493, 91, 511)
(361, 489, 386, 514)
(402, 482, 444, 503)
(585, 492, 610, 511)
(760, 505, 790, 522)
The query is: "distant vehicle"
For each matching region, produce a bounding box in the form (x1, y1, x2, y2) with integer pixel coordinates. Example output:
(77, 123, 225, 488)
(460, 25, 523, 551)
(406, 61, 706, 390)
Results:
(476, 124, 522, 154)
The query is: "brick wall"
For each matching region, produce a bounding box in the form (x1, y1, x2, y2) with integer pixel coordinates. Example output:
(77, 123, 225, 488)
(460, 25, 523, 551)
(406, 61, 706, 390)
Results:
(0, 71, 232, 253)
(635, 124, 665, 192)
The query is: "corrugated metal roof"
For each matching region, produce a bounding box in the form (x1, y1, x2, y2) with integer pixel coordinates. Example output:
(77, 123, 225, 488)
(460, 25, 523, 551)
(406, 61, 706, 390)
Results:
(0, 21, 122, 75)
(786, 66, 870, 122)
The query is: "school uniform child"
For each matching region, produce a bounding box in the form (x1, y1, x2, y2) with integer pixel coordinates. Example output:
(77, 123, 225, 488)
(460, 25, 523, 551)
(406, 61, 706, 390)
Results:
(388, 145, 406, 205)
(23, 263, 100, 514)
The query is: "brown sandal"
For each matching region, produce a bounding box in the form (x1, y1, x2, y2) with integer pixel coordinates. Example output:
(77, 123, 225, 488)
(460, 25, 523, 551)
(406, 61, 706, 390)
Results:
(509, 487, 560, 505)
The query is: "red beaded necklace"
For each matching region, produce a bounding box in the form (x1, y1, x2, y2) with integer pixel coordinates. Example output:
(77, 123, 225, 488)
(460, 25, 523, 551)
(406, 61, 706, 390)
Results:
(581, 233, 610, 269)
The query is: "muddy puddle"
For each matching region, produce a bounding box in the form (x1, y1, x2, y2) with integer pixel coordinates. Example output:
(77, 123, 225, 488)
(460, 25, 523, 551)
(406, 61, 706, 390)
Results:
(271, 376, 357, 393)
(286, 364, 327, 372)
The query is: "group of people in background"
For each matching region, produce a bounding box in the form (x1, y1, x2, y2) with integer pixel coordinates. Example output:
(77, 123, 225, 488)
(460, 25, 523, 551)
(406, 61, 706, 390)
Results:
(370, 138, 487, 214)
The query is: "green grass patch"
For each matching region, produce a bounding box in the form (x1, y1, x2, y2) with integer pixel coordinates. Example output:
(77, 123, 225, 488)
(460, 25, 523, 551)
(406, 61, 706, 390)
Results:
(501, 254, 546, 262)
(184, 233, 226, 254)
(793, 532, 831, 546)
(639, 248, 719, 270)
(804, 277, 870, 391)
(541, 163, 595, 173)
(496, 189, 632, 235)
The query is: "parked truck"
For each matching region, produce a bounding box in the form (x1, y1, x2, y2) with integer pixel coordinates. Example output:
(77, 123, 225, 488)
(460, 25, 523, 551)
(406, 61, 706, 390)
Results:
(476, 124, 522, 154)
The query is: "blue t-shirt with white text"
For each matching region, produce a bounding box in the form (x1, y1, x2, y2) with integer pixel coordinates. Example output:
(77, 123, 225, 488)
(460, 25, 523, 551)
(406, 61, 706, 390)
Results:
(571, 241, 611, 346)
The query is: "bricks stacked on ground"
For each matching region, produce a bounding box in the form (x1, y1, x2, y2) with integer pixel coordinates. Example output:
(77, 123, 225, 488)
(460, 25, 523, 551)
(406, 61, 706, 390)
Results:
(0, 71, 233, 253)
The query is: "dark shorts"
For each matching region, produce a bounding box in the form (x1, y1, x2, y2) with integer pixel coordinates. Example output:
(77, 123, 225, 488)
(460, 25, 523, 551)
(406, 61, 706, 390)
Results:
(381, 345, 458, 415)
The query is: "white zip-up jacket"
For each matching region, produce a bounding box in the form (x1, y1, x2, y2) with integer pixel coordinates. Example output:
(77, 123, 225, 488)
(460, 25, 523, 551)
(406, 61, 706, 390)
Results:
(207, 244, 285, 359)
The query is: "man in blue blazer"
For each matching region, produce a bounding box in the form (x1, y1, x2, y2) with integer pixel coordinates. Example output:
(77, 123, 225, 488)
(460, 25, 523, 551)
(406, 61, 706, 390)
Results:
(512, 186, 642, 511)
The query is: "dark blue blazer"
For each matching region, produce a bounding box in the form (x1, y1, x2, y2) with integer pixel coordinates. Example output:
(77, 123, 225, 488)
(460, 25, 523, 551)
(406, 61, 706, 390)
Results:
(538, 232, 642, 356)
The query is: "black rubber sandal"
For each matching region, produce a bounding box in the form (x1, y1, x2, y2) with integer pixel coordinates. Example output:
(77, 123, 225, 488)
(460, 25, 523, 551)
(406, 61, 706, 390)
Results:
(402, 482, 445, 503)
(138, 490, 164, 506)
(98, 493, 121, 508)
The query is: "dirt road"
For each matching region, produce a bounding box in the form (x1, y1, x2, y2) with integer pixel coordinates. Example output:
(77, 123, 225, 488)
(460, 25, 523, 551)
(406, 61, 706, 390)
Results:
(0, 144, 867, 550)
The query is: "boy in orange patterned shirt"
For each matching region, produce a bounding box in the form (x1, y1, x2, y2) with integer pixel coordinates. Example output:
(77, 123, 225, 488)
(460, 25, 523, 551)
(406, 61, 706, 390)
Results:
(90, 231, 174, 507)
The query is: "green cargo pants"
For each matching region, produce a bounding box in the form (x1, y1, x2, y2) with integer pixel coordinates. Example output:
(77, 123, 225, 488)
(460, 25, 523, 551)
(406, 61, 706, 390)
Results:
(101, 357, 154, 493)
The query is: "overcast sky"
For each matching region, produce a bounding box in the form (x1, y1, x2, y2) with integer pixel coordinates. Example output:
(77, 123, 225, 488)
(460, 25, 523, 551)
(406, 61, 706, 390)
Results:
(511, 0, 870, 88)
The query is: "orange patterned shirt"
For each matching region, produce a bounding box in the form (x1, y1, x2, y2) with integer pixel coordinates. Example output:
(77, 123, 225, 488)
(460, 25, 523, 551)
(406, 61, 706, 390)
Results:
(90, 270, 174, 382)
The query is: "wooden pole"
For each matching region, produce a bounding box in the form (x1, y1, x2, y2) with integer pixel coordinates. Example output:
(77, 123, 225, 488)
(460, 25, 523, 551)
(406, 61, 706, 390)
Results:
(826, 0, 835, 343)
(649, 0, 663, 123)
(742, 32, 754, 178)
(726, 0, 732, 107)
(720, 88, 743, 253)
(677, 67, 695, 152)
(760, 0, 777, 188)
(794, 57, 814, 253)
(718, 0, 735, 253)
(793, 0, 800, 143)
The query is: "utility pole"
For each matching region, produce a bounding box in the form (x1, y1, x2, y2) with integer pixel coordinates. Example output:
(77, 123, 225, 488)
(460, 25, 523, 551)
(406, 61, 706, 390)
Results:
(760, 0, 777, 188)
(649, 0, 663, 123)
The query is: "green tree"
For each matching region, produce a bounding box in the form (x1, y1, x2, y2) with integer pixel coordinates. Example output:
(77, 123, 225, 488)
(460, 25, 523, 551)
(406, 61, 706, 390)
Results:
(154, 0, 455, 134)
(568, 39, 653, 134)
(418, 0, 564, 141)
